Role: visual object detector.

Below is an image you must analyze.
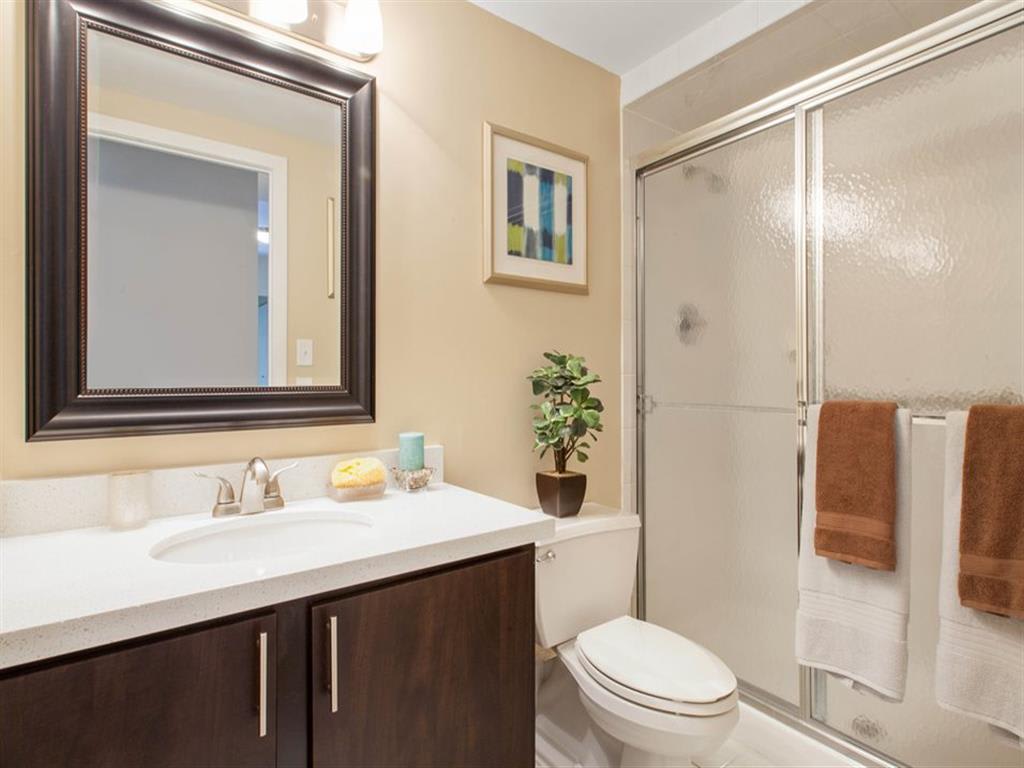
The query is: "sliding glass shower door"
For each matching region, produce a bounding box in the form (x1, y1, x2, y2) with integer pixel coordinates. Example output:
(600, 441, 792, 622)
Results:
(640, 118, 800, 706)
(805, 23, 1024, 767)
(639, 13, 1023, 767)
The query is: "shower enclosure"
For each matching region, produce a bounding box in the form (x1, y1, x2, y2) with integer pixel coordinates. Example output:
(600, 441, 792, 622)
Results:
(635, 5, 1023, 766)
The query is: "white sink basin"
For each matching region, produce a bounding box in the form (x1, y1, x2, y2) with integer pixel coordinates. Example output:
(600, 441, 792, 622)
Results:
(150, 510, 374, 565)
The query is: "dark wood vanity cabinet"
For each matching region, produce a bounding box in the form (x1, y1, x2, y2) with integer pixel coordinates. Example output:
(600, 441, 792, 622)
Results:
(0, 614, 277, 768)
(0, 547, 534, 768)
(311, 547, 535, 768)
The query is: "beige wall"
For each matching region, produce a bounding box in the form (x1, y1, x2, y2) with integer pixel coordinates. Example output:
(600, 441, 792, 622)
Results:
(0, 1, 622, 512)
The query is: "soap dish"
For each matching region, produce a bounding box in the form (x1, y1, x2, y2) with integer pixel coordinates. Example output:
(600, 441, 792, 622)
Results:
(390, 466, 434, 492)
(327, 481, 386, 502)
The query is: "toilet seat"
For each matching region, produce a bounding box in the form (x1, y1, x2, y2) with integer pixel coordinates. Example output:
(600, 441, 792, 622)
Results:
(575, 616, 737, 717)
(556, 639, 739, 759)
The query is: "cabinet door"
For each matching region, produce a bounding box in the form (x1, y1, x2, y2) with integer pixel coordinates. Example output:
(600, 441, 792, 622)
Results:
(311, 548, 534, 768)
(0, 613, 276, 768)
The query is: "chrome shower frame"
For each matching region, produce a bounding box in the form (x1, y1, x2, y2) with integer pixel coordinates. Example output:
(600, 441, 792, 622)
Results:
(633, 3, 1023, 766)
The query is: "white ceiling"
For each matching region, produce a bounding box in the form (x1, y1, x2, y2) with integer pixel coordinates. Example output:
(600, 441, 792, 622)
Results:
(469, 0, 744, 75)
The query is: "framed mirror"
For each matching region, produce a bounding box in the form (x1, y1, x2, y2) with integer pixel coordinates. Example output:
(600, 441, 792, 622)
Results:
(27, 0, 375, 440)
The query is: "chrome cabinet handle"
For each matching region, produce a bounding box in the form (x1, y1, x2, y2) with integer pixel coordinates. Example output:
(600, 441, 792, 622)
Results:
(258, 631, 268, 738)
(329, 615, 339, 714)
(535, 549, 556, 564)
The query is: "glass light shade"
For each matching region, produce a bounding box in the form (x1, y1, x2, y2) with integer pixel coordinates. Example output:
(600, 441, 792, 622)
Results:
(339, 0, 383, 56)
(249, 0, 308, 27)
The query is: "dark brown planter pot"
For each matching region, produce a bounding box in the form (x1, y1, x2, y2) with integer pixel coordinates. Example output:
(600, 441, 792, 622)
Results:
(536, 471, 586, 518)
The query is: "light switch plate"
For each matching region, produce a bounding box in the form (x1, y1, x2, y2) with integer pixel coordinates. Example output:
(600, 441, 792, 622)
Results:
(296, 339, 314, 367)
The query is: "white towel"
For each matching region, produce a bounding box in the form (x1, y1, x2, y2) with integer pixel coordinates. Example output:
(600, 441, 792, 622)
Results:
(795, 404, 912, 701)
(935, 411, 1023, 741)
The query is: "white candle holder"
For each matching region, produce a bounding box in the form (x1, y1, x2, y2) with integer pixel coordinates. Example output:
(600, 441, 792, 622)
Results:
(108, 471, 152, 530)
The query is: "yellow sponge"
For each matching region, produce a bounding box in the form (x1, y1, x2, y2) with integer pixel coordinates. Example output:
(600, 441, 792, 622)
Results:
(331, 457, 386, 489)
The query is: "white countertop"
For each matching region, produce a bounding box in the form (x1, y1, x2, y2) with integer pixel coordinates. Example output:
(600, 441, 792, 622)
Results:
(0, 483, 554, 670)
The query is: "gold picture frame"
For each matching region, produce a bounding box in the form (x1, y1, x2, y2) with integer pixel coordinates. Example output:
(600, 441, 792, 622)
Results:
(483, 122, 588, 294)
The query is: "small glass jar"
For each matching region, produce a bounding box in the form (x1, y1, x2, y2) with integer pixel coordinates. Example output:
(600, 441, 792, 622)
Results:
(108, 471, 152, 530)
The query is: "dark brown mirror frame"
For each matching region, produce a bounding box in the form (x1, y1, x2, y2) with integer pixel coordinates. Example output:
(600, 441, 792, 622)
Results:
(27, 0, 375, 440)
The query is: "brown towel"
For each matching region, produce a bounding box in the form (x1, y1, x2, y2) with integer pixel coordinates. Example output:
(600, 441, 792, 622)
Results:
(815, 400, 899, 571)
(958, 404, 1024, 619)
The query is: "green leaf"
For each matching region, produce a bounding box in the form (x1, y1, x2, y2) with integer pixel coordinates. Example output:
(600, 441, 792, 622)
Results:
(529, 351, 603, 458)
(577, 452, 589, 462)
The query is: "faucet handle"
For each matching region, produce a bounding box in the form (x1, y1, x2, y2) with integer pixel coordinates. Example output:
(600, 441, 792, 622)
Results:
(195, 472, 241, 517)
(264, 462, 299, 510)
(268, 462, 299, 484)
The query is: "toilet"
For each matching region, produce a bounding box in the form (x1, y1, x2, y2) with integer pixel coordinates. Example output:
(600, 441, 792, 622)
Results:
(535, 506, 738, 767)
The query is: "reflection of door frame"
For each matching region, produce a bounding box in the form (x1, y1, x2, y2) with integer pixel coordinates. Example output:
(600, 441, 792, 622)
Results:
(88, 112, 288, 386)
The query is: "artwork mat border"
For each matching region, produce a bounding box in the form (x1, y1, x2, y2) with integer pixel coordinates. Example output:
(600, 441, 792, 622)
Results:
(483, 122, 589, 295)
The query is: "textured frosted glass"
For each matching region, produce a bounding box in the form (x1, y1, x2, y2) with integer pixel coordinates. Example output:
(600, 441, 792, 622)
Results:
(642, 120, 798, 705)
(813, 26, 1024, 766)
(814, 27, 1024, 414)
(644, 121, 795, 409)
(644, 408, 799, 705)
(822, 424, 1022, 767)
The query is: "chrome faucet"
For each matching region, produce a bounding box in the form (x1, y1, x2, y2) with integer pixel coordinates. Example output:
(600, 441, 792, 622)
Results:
(196, 457, 295, 517)
(238, 457, 271, 515)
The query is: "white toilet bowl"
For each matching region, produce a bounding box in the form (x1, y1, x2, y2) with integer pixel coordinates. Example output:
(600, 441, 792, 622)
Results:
(558, 618, 738, 766)
(534, 507, 739, 767)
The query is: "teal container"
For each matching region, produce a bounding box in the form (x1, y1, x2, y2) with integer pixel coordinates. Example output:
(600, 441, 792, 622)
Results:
(398, 432, 425, 471)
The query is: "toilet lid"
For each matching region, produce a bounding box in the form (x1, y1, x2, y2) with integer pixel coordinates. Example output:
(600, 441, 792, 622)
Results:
(576, 616, 737, 705)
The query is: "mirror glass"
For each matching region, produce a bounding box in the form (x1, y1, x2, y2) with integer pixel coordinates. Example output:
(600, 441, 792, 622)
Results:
(86, 29, 343, 390)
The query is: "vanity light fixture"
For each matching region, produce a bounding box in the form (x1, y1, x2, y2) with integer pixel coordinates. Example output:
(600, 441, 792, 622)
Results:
(249, 0, 308, 26)
(202, 0, 384, 61)
(336, 0, 384, 57)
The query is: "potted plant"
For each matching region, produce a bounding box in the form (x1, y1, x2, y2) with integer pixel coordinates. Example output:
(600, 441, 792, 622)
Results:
(528, 351, 604, 518)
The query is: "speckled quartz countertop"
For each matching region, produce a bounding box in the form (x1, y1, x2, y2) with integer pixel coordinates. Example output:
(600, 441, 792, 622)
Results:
(0, 484, 553, 670)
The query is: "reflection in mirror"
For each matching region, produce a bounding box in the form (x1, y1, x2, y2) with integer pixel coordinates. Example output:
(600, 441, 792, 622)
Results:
(85, 28, 343, 390)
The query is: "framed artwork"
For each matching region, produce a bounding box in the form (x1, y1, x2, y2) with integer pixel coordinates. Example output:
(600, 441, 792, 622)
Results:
(483, 123, 588, 294)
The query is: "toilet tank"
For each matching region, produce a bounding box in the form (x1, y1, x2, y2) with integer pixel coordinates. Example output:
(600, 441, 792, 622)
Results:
(535, 505, 641, 649)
